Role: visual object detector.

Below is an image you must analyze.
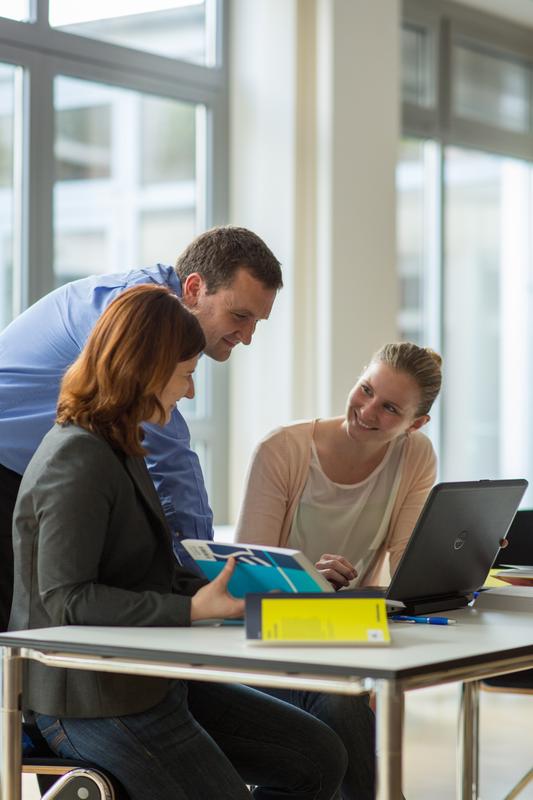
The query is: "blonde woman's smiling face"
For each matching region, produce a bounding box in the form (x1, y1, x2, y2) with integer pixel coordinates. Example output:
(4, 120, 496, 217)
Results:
(344, 362, 429, 445)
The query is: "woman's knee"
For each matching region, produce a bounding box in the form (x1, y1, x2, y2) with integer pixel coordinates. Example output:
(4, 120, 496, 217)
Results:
(299, 714, 349, 793)
(306, 692, 374, 735)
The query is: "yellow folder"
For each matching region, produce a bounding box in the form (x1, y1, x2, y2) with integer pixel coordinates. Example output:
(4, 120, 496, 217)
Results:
(246, 594, 390, 645)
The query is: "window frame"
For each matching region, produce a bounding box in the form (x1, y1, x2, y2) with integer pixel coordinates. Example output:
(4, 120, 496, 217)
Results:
(0, 0, 229, 521)
(401, 0, 533, 493)
(403, 0, 533, 160)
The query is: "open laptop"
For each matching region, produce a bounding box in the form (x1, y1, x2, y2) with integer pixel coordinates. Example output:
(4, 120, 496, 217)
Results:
(383, 479, 528, 615)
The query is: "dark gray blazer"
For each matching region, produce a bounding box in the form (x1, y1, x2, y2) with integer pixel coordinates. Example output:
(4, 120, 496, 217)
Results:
(10, 423, 206, 718)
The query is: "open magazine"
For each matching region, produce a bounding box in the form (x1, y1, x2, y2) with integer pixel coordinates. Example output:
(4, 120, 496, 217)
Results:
(181, 540, 333, 597)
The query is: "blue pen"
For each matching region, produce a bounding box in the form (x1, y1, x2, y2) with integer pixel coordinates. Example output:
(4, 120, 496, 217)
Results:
(391, 615, 456, 625)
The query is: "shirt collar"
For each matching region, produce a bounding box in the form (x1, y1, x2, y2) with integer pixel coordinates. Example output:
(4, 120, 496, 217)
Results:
(155, 263, 183, 297)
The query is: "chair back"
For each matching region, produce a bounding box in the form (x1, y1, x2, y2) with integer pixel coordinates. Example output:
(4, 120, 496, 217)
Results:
(485, 510, 533, 692)
(494, 509, 533, 567)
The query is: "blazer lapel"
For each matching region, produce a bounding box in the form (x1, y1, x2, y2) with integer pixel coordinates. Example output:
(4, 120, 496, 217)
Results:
(124, 455, 173, 546)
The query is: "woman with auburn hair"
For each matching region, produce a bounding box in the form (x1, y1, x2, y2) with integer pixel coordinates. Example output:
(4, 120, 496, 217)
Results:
(236, 341, 443, 800)
(9, 285, 347, 800)
(56, 283, 205, 449)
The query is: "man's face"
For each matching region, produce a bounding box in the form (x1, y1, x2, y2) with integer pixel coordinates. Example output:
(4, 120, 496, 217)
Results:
(182, 267, 277, 361)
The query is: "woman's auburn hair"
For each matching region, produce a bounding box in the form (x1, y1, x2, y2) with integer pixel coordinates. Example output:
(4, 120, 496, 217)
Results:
(57, 284, 205, 455)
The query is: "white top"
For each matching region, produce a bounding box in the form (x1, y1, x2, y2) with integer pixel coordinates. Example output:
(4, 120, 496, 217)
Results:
(288, 436, 406, 585)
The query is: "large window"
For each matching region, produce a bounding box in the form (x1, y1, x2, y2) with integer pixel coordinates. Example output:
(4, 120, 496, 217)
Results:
(0, 63, 21, 329)
(400, 1, 533, 506)
(0, 0, 228, 519)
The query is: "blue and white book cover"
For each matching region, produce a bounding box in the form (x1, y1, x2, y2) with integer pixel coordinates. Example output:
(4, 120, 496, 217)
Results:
(181, 540, 333, 597)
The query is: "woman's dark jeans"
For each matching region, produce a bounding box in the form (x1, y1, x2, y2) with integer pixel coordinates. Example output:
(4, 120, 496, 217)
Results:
(261, 688, 375, 800)
(36, 680, 348, 800)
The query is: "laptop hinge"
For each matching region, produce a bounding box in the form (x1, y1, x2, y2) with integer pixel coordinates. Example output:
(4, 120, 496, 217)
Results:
(400, 593, 472, 616)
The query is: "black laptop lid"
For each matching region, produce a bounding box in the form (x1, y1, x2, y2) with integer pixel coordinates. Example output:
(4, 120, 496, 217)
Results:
(386, 479, 528, 613)
(493, 509, 533, 567)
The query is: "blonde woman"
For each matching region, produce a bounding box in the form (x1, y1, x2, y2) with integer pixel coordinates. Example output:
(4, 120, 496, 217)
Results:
(236, 342, 442, 800)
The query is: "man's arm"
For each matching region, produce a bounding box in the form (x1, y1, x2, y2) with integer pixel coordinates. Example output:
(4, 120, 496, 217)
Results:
(143, 406, 214, 564)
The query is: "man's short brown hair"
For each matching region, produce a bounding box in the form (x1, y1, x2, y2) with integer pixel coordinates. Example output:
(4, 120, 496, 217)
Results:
(175, 226, 283, 294)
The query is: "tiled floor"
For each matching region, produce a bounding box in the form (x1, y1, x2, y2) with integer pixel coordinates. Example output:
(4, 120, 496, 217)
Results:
(403, 683, 533, 799)
(21, 683, 533, 798)
(22, 774, 42, 799)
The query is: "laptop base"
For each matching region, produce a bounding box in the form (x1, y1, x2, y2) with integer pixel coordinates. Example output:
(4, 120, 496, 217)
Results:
(397, 593, 472, 616)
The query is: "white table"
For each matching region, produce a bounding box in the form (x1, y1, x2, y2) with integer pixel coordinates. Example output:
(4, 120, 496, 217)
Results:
(2, 586, 533, 800)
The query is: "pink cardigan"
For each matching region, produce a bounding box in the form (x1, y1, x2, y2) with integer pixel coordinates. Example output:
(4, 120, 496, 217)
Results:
(235, 420, 437, 585)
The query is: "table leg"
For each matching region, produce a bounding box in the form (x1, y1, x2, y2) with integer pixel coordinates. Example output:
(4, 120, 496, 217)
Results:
(1, 646, 22, 800)
(457, 680, 479, 800)
(375, 679, 404, 800)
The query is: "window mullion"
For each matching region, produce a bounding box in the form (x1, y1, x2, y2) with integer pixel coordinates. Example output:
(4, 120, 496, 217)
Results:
(26, 55, 54, 305)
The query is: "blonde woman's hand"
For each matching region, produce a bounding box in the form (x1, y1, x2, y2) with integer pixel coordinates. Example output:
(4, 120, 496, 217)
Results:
(315, 553, 357, 590)
(190, 558, 245, 621)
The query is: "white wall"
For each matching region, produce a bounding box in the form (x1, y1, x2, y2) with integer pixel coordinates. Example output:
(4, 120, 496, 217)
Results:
(227, 0, 297, 521)
(315, 0, 400, 415)
(227, 0, 400, 521)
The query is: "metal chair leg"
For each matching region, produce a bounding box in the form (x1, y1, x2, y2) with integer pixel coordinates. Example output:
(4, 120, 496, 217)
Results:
(503, 767, 533, 800)
(457, 681, 480, 800)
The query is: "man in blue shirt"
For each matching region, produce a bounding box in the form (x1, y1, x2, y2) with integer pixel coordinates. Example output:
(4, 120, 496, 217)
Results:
(0, 225, 282, 630)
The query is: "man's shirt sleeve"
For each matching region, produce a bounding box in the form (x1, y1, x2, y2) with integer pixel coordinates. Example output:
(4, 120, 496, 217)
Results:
(143, 406, 214, 567)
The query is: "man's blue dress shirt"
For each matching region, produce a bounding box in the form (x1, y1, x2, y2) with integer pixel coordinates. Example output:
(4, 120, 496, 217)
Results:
(0, 264, 213, 562)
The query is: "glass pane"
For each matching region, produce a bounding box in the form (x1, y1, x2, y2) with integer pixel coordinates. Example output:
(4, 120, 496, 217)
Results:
(443, 148, 533, 506)
(0, 63, 19, 330)
(453, 44, 531, 133)
(140, 210, 196, 265)
(0, 1, 29, 21)
(401, 24, 433, 107)
(141, 95, 196, 184)
(55, 101, 111, 181)
(396, 138, 439, 344)
(54, 75, 202, 285)
(179, 355, 208, 419)
(396, 137, 441, 452)
(49, 1, 212, 66)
